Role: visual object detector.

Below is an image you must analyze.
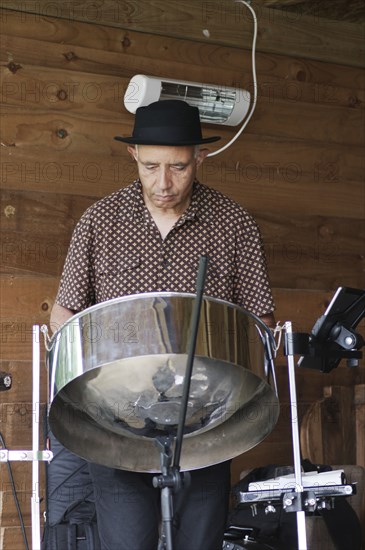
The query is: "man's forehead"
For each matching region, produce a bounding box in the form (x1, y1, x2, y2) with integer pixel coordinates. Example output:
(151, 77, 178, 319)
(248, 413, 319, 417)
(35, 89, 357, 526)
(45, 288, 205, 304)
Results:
(135, 144, 197, 162)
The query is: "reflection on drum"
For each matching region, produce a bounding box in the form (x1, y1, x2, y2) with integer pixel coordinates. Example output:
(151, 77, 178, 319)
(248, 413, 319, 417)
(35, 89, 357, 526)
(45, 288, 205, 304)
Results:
(47, 292, 279, 472)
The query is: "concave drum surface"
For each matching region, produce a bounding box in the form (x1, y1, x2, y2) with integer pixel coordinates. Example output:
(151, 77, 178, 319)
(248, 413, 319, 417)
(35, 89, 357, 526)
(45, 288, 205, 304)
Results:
(47, 293, 279, 472)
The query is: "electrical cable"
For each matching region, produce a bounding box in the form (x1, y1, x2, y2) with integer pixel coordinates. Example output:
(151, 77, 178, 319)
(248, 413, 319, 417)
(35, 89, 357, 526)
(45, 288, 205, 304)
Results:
(0, 431, 30, 550)
(208, 0, 258, 157)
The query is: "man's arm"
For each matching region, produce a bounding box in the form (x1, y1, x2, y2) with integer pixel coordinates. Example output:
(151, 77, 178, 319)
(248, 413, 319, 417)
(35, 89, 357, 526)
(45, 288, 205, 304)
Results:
(260, 312, 276, 329)
(50, 303, 76, 333)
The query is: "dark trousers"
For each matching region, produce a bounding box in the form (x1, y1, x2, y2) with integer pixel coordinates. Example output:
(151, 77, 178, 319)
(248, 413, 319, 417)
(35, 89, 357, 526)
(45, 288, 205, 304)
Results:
(88, 460, 231, 550)
(46, 433, 231, 550)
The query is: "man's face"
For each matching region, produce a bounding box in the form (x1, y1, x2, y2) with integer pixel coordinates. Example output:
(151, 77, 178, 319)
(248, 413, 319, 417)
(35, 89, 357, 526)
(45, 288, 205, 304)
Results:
(128, 145, 208, 214)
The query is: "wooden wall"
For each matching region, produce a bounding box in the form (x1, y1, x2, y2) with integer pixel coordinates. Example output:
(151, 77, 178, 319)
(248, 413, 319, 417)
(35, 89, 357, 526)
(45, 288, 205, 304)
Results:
(0, 2, 364, 547)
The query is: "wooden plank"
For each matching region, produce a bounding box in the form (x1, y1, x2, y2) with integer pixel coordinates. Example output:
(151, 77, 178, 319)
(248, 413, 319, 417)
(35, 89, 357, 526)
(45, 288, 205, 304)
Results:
(1, 117, 364, 219)
(0, 403, 46, 534)
(268, 255, 364, 290)
(0, 275, 59, 361)
(1, 190, 363, 286)
(0, 190, 94, 236)
(0, 526, 32, 550)
(0, 207, 363, 288)
(275, 363, 365, 403)
(1, 231, 71, 276)
(0, 490, 46, 530)
(2, 105, 364, 172)
(2, 148, 363, 219)
(265, 0, 365, 24)
(2, 9, 364, 91)
(1, 66, 363, 147)
(2, 225, 362, 287)
(0, 65, 127, 120)
(259, 212, 365, 267)
(0, 402, 46, 448)
(0, 402, 47, 523)
(354, 384, 365, 467)
(0, 1, 364, 67)
(0, 190, 95, 276)
(231, 441, 293, 484)
(0, 361, 47, 403)
(321, 386, 356, 464)
(1, 30, 364, 110)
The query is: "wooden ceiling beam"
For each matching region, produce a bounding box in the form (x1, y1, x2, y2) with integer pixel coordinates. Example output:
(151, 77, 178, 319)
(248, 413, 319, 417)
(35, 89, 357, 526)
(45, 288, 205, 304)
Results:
(1, 1, 364, 67)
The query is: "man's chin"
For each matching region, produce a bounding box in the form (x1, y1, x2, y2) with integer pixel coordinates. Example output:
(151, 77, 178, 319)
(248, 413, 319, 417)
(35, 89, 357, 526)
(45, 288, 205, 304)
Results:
(153, 196, 177, 207)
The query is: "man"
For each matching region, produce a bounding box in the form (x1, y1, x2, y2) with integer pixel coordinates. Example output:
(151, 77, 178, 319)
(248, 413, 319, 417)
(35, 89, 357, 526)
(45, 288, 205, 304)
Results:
(50, 99, 275, 550)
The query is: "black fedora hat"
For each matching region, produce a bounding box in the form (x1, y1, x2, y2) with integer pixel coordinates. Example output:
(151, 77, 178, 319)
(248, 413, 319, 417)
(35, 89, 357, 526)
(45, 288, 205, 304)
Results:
(114, 100, 221, 146)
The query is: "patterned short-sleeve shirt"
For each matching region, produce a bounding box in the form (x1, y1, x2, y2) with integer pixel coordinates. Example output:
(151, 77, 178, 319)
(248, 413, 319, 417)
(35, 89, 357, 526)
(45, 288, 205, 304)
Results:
(56, 180, 275, 317)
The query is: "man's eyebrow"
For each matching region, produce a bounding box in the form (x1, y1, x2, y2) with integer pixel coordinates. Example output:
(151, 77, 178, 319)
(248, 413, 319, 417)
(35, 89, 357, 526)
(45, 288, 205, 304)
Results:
(140, 160, 159, 165)
(140, 160, 189, 167)
(171, 162, 188, 167)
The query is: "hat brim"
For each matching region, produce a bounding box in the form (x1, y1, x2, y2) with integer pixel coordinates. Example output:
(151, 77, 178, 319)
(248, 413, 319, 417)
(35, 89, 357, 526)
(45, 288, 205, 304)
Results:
(114, 135, 221, 145)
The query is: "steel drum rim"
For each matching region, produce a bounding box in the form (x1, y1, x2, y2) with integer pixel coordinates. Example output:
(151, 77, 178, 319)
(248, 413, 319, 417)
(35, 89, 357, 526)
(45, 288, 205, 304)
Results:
(49, 291, 276, 350)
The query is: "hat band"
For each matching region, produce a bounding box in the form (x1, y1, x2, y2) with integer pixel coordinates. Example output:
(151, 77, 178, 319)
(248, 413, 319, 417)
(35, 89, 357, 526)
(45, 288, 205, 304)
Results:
(133, 125, 202, 142)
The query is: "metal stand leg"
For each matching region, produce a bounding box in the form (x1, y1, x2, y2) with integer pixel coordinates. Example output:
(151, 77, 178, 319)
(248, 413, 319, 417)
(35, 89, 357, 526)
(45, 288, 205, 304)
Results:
(284, 321, 308, 550)
(32, 325, 41, 550)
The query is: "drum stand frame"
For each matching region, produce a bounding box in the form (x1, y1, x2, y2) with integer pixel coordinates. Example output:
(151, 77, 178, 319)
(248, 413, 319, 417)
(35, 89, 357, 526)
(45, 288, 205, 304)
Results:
(0, 326, 53, 550)
(0, 320, 307, 550)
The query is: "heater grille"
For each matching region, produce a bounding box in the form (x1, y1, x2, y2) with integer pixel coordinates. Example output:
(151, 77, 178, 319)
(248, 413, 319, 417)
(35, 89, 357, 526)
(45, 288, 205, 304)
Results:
(160, 82, 239, 124)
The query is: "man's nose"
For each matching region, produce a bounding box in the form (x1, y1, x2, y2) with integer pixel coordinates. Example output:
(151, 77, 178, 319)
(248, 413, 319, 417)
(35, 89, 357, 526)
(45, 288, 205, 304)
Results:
(158, 168, 172, 190)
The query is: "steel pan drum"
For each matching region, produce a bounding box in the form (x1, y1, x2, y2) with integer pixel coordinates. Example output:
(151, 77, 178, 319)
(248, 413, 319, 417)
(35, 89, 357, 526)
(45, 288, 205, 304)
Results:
(47, 293, 279, 472)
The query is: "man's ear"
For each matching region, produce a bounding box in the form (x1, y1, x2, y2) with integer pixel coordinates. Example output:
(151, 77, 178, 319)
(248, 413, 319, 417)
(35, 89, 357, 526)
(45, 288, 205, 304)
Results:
(127, 145, 137, 161)
(196, 148, 210, 167)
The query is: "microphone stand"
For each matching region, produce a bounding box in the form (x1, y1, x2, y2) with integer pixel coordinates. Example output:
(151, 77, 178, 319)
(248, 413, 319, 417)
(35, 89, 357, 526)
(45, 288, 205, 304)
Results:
(153, 256, 209, 550)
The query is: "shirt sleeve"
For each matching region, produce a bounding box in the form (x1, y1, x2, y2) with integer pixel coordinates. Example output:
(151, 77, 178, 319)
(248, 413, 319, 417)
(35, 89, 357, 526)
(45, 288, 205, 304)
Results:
(56, 210, 95, 312)
(233, 211, 275, 318)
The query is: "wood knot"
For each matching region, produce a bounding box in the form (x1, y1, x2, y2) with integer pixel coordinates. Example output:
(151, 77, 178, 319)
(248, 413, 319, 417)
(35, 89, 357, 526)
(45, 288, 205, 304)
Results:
(318, 224, 334, 240)
(121, 35, 131, 48)
(63, 51, 78, 62)
(6, 61, 22, 73)
(56, 128, 68, 139)
(41, 302, 50, 312)
(348, 95, 361, 108)
(295, 70, 306, 82)
(56, 89, 68, 101)
(1, 141, 16, 147)
(289, 62, 308, 82)
(17, 405, 28, 417)
(4, 205, 16, 217)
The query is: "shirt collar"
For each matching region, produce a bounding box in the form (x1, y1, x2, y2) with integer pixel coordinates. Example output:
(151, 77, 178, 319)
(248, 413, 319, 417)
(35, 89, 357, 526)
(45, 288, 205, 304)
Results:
(117, 179, 144, 222)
